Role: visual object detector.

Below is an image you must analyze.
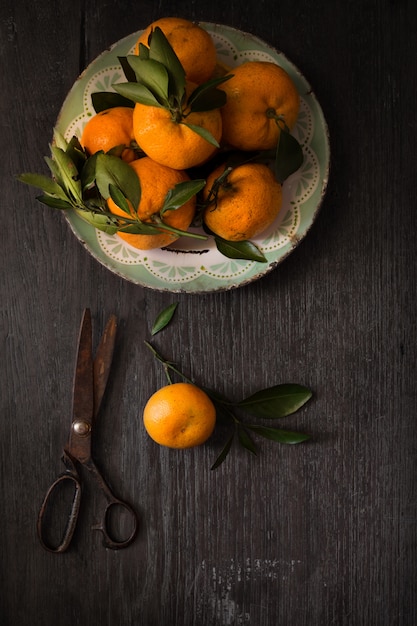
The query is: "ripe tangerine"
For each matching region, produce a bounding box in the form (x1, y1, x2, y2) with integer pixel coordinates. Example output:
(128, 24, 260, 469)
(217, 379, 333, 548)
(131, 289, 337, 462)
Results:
(107, 156, 196, 250)
(219, 61, 300, 151)
(143, 382, 216, 449)
(132, 82, 222, 170)
(80, 106, 136, 162)
(203, 162, 282, 241)
(135, 17, 217, 85)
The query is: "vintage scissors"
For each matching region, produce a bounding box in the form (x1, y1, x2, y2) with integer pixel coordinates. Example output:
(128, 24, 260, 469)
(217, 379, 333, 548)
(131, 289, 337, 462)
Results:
(37, 308, 138, 553)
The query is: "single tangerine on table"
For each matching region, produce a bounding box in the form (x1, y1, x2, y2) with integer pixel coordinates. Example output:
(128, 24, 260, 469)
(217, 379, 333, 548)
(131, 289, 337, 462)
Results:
(132, 82, 222, 171)
(107, 156, 196, 250)
(135, 17, 217, 85)
(143, 382, 216, 449)
(80, 106, 136, 162)
(203, 162, 283, 241)
(219, 61, 300, 151)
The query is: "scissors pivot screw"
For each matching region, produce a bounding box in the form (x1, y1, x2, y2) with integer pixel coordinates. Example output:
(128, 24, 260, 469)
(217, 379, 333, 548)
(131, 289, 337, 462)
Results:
(72, 420, 91, 437)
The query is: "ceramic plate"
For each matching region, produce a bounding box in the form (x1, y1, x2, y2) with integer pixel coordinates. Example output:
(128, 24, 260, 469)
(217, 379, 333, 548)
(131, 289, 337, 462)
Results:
(56, 23, 330, 293)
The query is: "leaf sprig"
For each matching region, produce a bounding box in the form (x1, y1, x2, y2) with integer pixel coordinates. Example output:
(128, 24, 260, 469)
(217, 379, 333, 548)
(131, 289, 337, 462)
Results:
(145, 304, 312, 469)
(113, 27, 232, 147)
(17, 132, 207, 241)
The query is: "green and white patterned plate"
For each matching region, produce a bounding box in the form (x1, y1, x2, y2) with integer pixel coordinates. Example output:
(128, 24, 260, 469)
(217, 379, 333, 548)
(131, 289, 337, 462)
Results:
(56, 23, 330, 293)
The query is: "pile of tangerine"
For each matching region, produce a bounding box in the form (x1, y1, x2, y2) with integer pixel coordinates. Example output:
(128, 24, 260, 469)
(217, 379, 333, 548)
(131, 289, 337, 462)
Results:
(80, 16, 300, 251)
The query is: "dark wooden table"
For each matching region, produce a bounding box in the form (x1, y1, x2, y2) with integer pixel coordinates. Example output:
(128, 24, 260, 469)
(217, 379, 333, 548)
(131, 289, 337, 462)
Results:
(1, 1, 416, 624)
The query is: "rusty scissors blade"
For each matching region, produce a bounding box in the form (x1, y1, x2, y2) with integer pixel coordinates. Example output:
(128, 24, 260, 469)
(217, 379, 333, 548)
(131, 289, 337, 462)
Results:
(37, 308, 138, 553)
(69, 308, 95, 452)
(93, 312, 117, 419)
(69, 308, 117, 457)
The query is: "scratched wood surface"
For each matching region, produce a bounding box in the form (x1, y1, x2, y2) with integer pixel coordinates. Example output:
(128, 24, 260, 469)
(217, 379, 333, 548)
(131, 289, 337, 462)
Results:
(1, 0, 416, 624)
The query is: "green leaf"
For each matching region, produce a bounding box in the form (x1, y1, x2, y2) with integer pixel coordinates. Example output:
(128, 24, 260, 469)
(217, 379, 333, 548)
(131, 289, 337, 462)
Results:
(161, 179, 205, 216)
(247, 424, 310, 445)
(74, 208, 119, 234)
(113, 82, 164, 108)
(66, 135, 87, 172)
(36, 194, 74, 210)
(91, 91, 135, 113)
(49, 145, 82, 202)
(52, 129, 68, 151)
(106, 144, 129, 159)
(44, 155, 64, 187)
(237, 426, 257, 455)
(189, 89, 226, 113)
(17, 172, 68, 199)
(151, 303, 178, 335)
(147, 27, 186, 101)
(214, 237, 267, 263)
(238, 383, 312, 419)
(109, 184, 131, 215)
(188, 75, 232, 103)
(274, 129, 304, 184)
(187, 75, 232, 112)
(211, 432, 235, 470)
(95, 153, 141, 209)
(118, 55, 138, 81)
(80, 153, 99, 191)
(136, 44, 150, 60)
(181, 122, 220, 148)
(125, 56, 170, 106)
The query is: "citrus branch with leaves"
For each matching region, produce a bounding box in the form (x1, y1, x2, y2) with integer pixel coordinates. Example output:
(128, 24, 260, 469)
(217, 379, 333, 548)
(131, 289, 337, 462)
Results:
(147, 303, 313, 469)
(18, 133, 207, 241)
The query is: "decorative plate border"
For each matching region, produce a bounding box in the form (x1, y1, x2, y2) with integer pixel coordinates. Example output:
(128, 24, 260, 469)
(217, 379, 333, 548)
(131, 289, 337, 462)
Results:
(56, 23, 330, 293)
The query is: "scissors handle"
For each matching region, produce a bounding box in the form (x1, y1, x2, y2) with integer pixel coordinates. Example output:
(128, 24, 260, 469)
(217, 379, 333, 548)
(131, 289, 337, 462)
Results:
(92, 498, 139, 550)
(85, 460, 139, 549)
(37, 456, 82, 553)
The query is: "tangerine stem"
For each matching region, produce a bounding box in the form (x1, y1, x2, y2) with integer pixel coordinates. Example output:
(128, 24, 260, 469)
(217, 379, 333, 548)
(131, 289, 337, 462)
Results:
(266, 108, 290, 133)
(204, 166, 233, 209)
(144, 341, 194, 386)
(151, 217, 208, 240)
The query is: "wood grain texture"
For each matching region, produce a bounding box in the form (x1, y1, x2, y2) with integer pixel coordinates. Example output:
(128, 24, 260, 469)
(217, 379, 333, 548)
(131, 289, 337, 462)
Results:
(1, 1, 416, 624)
